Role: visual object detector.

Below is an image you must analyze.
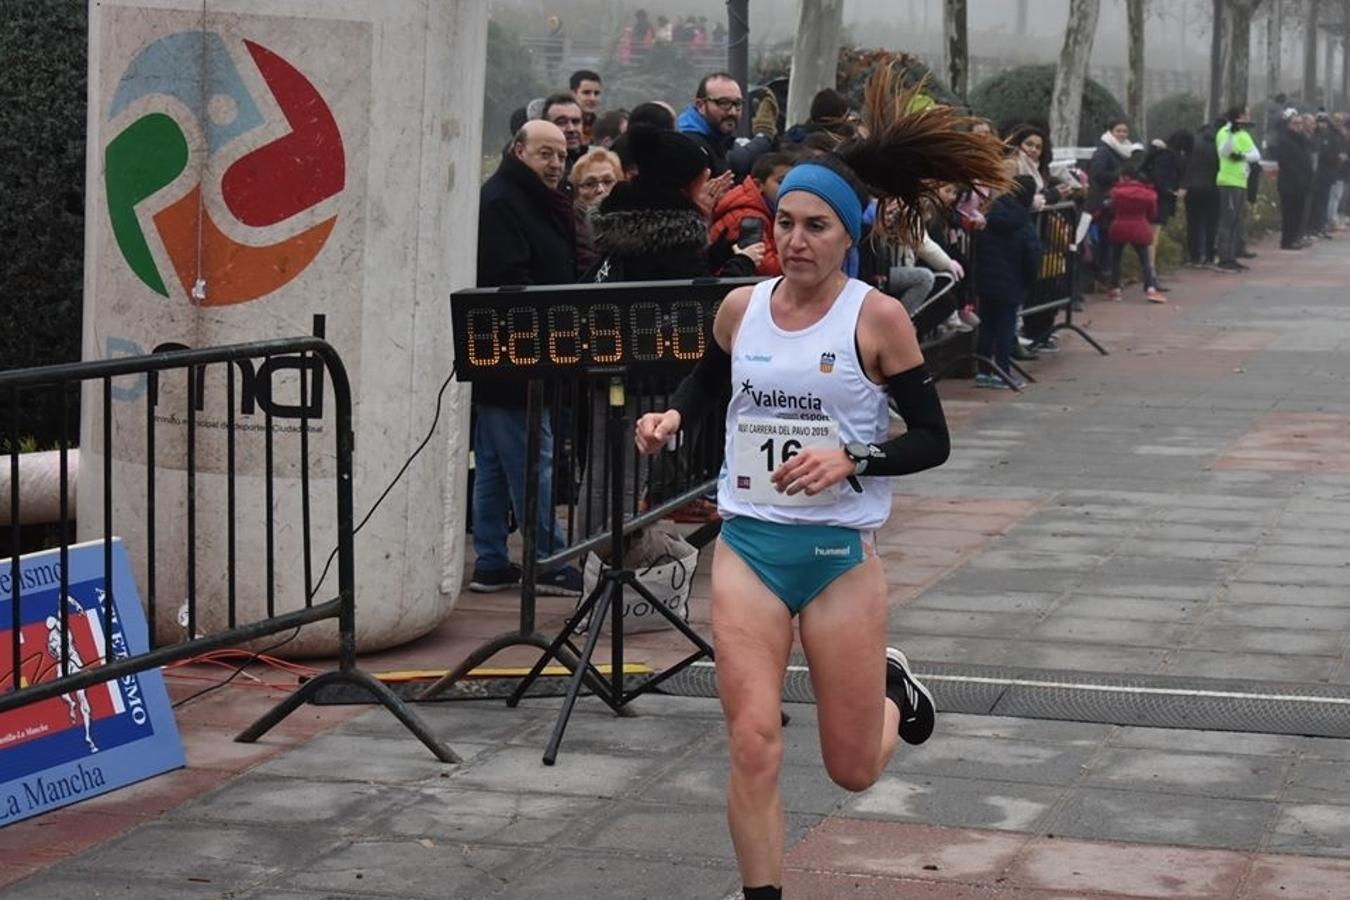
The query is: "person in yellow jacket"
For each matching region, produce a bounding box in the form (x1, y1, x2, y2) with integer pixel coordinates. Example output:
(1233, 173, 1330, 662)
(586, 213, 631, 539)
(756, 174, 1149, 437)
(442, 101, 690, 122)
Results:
(1214, 105, 1260, 272)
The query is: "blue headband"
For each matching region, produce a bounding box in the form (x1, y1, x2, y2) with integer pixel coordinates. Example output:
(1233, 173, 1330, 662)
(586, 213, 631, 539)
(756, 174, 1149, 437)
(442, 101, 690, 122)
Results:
(776, 163, 863, 243)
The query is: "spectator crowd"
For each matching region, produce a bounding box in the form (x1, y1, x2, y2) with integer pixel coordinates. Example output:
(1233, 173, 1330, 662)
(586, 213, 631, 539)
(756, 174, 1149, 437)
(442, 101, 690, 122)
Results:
(468, 47, 1350, 594)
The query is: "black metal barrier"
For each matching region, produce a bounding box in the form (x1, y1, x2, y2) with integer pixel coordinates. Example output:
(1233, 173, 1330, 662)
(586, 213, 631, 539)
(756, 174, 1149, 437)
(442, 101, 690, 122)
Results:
(0, 338, 457, 763)
(1018, 201, 1109, 358)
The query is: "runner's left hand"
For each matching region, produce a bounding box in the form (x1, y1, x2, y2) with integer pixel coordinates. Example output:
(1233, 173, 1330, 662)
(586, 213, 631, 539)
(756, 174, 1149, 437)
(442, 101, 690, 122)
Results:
(771, 447, 854, 496)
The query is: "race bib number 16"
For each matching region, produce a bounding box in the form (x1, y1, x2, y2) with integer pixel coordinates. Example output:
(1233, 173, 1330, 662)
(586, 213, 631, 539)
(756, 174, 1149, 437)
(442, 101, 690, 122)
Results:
(732, 416, 840, 506)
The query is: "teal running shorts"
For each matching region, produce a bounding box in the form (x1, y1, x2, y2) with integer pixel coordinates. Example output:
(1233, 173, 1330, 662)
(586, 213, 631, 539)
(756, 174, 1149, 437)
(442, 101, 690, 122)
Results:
(720, 515, 870, 615)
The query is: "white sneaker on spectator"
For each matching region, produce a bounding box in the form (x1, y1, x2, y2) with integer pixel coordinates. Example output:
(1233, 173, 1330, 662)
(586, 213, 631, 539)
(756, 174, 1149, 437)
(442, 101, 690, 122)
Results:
(957, 305, 981, 329)
(944, 310, 973, 334)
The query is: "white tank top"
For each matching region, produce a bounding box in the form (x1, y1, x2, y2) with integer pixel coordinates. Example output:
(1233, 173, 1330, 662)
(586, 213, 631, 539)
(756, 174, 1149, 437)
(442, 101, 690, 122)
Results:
(716, 276, 892, 531)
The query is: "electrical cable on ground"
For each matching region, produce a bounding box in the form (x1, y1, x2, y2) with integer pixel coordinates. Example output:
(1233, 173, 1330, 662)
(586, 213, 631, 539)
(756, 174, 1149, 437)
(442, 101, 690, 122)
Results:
(170, 365, 458, 708)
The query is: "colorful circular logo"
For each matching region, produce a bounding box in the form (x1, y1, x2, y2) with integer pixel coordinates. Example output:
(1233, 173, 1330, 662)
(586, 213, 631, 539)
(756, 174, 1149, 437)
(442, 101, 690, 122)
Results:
(105, 32, 345, 306)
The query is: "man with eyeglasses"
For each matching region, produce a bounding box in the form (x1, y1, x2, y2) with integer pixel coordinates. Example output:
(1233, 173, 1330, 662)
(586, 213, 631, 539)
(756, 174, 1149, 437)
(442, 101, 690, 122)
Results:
(541, 92, 588, 182)
(679, 72, 775, 184)
(471, 119, 584, 597)
(677, 72, 744, 178)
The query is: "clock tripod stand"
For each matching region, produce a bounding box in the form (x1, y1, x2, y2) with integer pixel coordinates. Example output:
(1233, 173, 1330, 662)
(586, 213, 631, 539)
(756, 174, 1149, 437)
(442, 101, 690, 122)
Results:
(505, 373, 716, 765)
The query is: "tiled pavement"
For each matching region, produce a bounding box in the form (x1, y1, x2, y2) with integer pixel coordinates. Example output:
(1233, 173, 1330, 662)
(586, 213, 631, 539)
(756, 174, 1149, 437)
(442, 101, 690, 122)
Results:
(4, 236, 1350, 898)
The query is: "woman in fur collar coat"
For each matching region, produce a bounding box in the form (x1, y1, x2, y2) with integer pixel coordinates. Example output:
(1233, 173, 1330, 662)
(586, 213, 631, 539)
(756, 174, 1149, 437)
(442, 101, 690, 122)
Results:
(587, 125, 759, 281)
(1086, 119, 1137, 213)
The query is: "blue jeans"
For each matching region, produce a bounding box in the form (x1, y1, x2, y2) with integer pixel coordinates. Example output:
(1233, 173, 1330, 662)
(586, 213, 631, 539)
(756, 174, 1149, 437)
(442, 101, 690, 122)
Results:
(472, 403, 568, 571)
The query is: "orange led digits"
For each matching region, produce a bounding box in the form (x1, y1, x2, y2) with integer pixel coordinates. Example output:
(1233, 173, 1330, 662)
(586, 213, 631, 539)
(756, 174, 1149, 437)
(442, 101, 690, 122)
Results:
(589, 304, 623, 363)
(629, 302, 663, 361)
(466, 308, 500, 366)
(452, 287, 726, 376)
(547, 305, 581, 364)
(506, 306, 541, 365)
(670, 300, 706, 360)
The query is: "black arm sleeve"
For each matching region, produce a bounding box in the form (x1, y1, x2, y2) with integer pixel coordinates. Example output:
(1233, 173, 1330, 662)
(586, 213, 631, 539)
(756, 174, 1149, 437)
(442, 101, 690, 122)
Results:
(866, 365, 950, 476)
(668, 339, 732, 425)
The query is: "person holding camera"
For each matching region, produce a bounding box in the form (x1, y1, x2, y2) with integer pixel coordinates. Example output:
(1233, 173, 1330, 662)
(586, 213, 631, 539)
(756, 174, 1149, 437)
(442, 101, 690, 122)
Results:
(1214, 106, 1261, 273)
(708, 152, 795, 277)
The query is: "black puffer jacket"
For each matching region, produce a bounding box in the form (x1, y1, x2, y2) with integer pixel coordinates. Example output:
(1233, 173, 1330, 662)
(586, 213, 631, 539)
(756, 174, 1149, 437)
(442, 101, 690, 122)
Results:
(587, 181, 754, 281)
(974, 194, 1041, 307)
(1086, 141, 1123, 212)
(1185, 124, 1221, 191)
(1313, 126, 1345, 188)
(1277, 126, 1313, 195)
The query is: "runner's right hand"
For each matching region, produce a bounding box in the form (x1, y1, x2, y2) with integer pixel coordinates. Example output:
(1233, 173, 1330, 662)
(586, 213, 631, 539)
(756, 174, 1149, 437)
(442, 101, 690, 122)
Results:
(635, 410, 682, 456)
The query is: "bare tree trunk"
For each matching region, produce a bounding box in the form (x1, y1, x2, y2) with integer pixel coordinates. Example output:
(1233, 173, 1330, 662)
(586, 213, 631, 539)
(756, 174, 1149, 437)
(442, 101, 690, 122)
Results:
(1343, 0, 1350, 107)
(1266, 0, 1283, 97)
(1127, 0, 1146, 135)
(785, 0, 844, 128)
(1304, 0, 1321, 103)
(1224, 0, 1263, 111)
(727, 0, 750, 136)
(944, 0, 969, 100)
(1210, 0, 1226, 119)
(1049, 0, 1101, 149)
(1324, 28, 1335, 108)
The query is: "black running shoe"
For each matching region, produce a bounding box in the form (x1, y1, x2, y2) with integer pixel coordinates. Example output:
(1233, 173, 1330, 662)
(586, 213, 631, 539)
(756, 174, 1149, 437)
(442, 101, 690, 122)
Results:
(536, 565, 584, 597)
(468, 563, 522, 593)
(885, 648, 936, 745)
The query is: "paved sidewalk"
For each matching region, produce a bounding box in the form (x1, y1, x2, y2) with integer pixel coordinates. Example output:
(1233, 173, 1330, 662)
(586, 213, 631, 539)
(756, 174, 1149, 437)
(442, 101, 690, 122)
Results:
(4, 237, 1350, 898)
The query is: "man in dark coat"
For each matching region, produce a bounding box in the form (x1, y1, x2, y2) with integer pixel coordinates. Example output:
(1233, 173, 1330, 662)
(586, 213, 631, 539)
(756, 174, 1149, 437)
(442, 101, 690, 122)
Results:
(478, 122, 576, 287)
(1310, 113, 1343, 237)
(1276, 114, 1314, 249)
(1184, 119, 1222, 264)
(470, 120, 581, 596)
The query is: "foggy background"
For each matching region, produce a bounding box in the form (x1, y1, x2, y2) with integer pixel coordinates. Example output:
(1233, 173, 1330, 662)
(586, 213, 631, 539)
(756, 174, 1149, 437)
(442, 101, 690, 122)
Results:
(483, 0, 1327, 153)
(488, 0, 1308, 77)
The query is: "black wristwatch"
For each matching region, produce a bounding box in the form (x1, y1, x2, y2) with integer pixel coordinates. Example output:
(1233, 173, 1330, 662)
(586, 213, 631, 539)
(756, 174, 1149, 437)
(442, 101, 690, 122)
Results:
(844, 441, 882, 476)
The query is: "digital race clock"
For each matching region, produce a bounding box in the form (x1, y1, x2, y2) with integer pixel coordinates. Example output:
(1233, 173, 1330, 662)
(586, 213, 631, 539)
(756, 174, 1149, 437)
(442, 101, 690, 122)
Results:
(450, 278, 759, 381)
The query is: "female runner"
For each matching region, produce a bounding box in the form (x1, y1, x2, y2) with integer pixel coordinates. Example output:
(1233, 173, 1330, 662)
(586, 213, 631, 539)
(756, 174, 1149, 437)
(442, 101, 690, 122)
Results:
(634, 67, 1012, 900)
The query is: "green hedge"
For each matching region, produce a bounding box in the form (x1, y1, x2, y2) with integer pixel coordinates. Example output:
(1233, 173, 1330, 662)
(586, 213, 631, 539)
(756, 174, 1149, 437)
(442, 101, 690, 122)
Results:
(1146, 92, 1205, 142)
(0, 0, 85, 448)
(970, 63, 1126, 145)
(835, 49, 960, 111)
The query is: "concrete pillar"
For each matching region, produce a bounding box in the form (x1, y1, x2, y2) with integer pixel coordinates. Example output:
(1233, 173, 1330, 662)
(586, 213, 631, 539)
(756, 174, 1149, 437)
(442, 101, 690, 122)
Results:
(79, 0, 484, 654)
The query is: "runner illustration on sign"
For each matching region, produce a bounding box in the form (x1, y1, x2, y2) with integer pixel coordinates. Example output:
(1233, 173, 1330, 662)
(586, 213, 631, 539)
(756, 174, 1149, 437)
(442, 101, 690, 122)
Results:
(44, 596, 100, 753)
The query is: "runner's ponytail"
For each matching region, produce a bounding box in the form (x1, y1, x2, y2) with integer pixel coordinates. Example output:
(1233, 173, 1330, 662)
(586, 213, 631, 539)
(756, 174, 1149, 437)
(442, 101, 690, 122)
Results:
(834, 62, 1014, 246)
